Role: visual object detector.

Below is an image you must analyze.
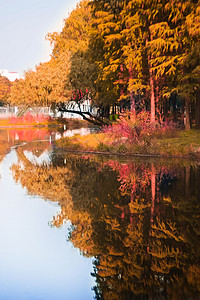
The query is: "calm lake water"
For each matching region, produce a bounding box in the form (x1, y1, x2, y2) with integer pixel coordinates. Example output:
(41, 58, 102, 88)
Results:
(0, 127, 200, 300)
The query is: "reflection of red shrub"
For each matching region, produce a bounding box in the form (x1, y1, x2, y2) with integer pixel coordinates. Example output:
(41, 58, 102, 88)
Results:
(102, 160, 177, 197)
(105, 160, 151, 194)
(9, 128, 49, 141)
(9, 112, 49, 125)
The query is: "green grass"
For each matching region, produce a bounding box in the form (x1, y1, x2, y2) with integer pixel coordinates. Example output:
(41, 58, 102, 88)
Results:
(153, 129, 200, 156)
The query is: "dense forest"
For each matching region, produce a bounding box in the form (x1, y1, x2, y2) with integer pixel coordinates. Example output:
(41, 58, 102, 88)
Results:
(1, 0, 200, 129)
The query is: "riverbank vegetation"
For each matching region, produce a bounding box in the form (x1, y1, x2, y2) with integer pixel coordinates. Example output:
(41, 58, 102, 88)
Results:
(0, 0, 199, 154)
(56, 111, 200, 157)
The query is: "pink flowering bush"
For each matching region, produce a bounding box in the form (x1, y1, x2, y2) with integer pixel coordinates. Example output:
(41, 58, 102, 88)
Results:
(103, 111, 177, 144)
(9, 112, 49, 125)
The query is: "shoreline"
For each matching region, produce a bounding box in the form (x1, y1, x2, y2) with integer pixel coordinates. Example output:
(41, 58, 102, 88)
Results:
(1, 122, 199, 161)
(54, 145, 200, 161)
(55, 129, 200, 160)
(0, 117, 94, 129)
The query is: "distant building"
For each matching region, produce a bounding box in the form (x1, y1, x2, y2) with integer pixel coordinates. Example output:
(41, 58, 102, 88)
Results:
(0, 69, 20, 81)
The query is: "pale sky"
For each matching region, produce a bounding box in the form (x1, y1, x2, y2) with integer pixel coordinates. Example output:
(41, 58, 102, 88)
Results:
(0, 0, 80, 76)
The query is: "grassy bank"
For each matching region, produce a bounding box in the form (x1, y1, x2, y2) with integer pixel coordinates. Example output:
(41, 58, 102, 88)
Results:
(56, 124, 200, 158)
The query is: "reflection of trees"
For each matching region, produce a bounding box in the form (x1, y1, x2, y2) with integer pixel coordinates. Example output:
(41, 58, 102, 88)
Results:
(0, 130, 12, 163)
(12, 149, 200, 299)
(8, 128, 50, 142)
(0, 128, 52, 164)
(12, 148, 73, 210)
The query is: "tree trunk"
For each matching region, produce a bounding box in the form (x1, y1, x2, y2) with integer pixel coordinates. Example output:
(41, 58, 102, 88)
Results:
(129, 63, 136, 117)
(163, 96, 168, 119)
(105, 105, 110, 118)
(156, 84, 161, 119)
(191, 100, 195, 126)
(130, 91, 136, 119)
(147, 35, 155, 123)
(185, 97, 190, 130)
(58, 107, 109, 126)
(150, 70, 155, 123)
(181, 104, 185, 128)
(172, 96, 177, 122)
(196, 89, 200, 129)
(112, 105, 114, 115)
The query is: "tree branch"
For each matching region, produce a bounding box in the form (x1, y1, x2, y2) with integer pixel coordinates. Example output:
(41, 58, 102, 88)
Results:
(58, 107, 109, 126)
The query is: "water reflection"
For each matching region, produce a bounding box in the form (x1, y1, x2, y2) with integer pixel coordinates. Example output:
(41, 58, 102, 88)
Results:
(11, 141, 200, 300)
(0, 163, 92, 299)
(0, 135, 94, 300)
(0, 129, 12, 162)
(0, 126, 97, 163)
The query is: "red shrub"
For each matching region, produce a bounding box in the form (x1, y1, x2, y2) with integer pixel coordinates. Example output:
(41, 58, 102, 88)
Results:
(9, 112, 49, 125)
(103, 111, 176, 143)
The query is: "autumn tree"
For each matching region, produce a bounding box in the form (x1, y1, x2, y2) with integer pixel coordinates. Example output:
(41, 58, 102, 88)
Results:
(34, 55, 71, 107)
(0, 75, 12, 106)
(178, 2, 200, 129)
(89, 0, 200, 127)
(9, 1, 93, 118)
(47, 1, 93, 100)
(89, 0, 127, 116)
(9, 70, 42, 114)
